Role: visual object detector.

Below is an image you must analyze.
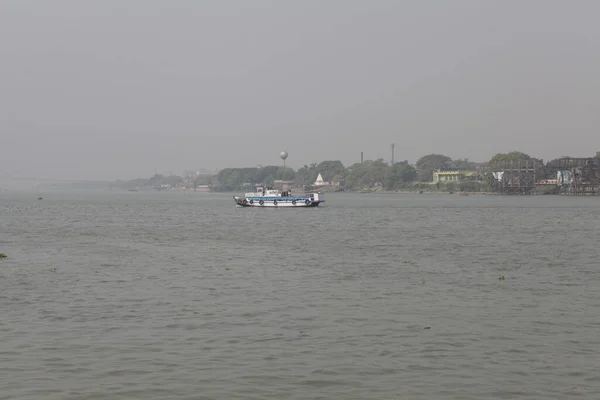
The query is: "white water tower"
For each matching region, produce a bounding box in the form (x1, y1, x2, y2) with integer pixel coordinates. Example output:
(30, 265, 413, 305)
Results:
(280, 151, 288, 167)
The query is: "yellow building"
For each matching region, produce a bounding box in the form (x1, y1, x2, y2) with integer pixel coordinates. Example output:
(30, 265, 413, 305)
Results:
(432, 169, 477, 183)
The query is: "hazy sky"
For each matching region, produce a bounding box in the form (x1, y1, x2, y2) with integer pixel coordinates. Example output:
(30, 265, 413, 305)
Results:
(2, 0, 599, 180)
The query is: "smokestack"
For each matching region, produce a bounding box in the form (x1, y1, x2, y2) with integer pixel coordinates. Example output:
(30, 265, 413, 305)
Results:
(361, 152, 364, 163)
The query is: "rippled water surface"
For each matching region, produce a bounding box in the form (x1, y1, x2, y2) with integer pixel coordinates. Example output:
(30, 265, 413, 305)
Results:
(1, 190, 600, 399)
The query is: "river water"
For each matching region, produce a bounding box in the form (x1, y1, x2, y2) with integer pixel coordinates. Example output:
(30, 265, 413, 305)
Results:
(1, 190, 599, 399)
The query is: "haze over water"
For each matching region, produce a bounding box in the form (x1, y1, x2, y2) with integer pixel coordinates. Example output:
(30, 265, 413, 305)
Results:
(1, 190, 599, 399)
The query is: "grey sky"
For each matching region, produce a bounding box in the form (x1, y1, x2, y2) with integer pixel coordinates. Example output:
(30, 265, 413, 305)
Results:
(2, 0, 599, 180)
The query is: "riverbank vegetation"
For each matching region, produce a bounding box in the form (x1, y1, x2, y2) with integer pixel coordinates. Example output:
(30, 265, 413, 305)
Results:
(37, 151, 600, 192)
(209, 150, 600, 192)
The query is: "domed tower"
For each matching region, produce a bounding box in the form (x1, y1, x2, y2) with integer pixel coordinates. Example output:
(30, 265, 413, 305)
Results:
(280, 151, 288, 167)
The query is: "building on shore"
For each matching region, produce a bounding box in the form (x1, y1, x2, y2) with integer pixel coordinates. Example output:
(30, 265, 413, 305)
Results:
(313, 173, 329, 186)
(546, 157, 600, 195)
(195, 185, 211, 192)
(432, 168, 478, 183)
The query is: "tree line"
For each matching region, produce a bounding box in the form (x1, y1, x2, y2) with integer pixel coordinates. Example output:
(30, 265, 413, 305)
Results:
(109, 150, 600, 192)
(212, 155, 477, 191)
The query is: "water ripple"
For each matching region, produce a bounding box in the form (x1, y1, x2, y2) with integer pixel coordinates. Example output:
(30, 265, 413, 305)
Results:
(1, 191, 600, 399)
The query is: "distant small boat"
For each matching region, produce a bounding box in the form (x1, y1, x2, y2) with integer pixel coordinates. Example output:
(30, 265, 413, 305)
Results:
(233, 184, 325, 208)
(37, 197, 43, 200)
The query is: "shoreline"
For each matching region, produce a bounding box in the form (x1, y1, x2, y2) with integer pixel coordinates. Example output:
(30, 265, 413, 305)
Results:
(8, 185, 596, 197)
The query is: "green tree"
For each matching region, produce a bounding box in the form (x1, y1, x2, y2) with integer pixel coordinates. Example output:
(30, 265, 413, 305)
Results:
(275, 167, 296, 181)
(416, 154, 452, 182)
(488, 152, 550, 181)
(147, 174, 165, 187)
(452, 158, 477, 170)
(295, 164, 316, 186)
(214, 165, 297, 190)
(383, 162, 417, 189)
(265, 175, 275, 187)
(216, 167, 262, 190)
(255, 166, 279, 183)
(489, 151, 531, 163)
(315, 160, 345, 182)
(344, 159, 388, 190)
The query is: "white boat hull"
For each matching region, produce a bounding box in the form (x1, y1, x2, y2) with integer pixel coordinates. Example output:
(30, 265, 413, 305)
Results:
(233, 185, 325, 208)
(233, 196, 324, 208)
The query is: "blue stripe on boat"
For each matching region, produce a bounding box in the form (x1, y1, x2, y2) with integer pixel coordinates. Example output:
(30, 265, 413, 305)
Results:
(246, 197, 315, 201)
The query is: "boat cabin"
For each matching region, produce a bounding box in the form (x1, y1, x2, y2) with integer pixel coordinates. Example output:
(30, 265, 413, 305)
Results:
(242, 184, 323, 202)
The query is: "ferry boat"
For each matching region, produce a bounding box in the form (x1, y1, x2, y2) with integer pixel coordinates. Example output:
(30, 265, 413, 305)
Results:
(233, 184, 325, 208)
